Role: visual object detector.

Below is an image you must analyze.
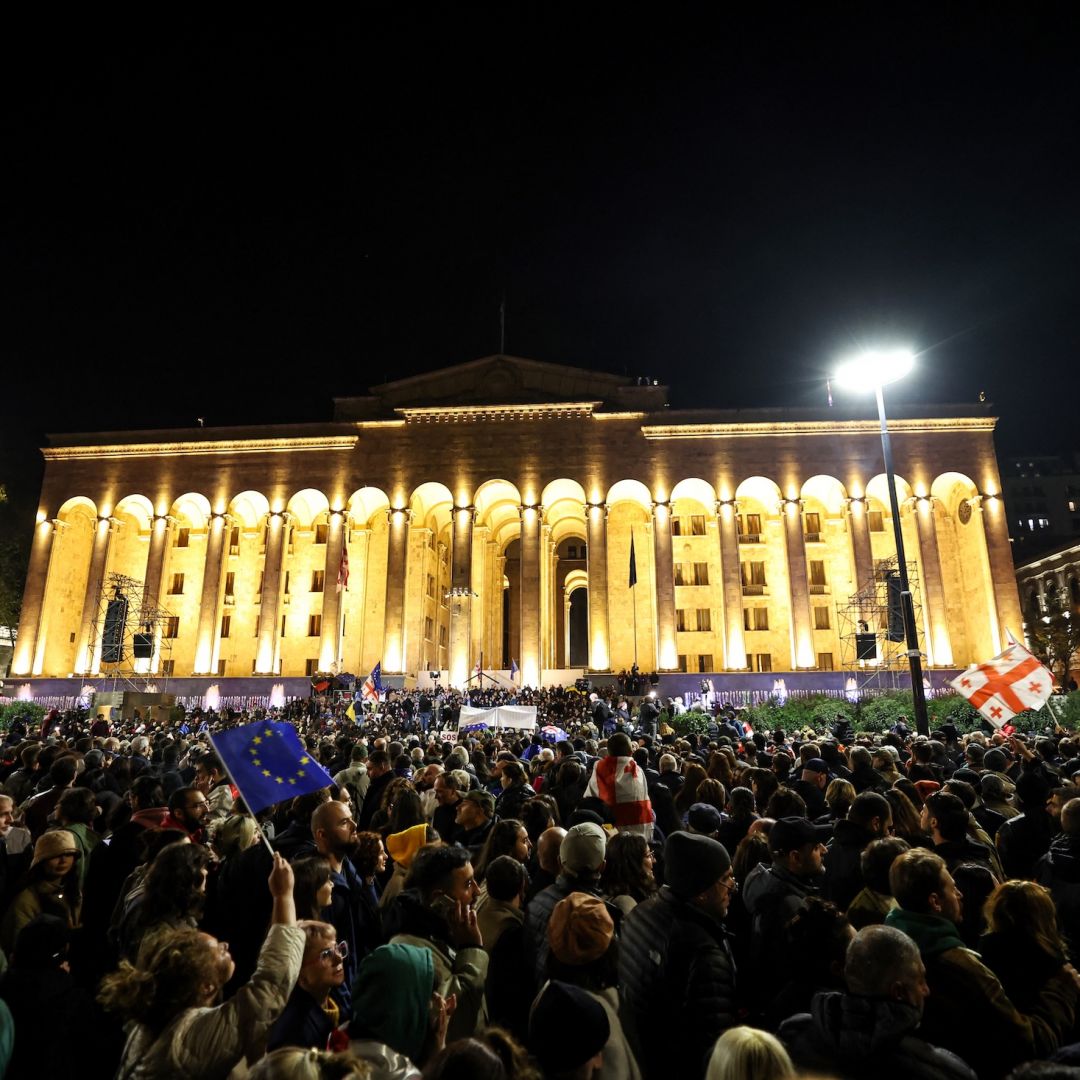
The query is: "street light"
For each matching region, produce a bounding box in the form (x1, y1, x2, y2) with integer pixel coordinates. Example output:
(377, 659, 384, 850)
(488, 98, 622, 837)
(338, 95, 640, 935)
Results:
(834, 348, 930, 737)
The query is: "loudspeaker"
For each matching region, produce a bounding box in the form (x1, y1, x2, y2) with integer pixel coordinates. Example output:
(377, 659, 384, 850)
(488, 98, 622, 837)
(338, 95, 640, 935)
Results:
(886, 572, 905, 642)
(102, 597, 128, 663)
(133, 633, 154, 659)
(855, 632, 877, 661)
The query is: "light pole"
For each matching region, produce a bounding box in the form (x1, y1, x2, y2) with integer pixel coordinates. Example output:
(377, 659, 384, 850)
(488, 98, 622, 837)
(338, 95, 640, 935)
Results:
(834, 348, 930, 737)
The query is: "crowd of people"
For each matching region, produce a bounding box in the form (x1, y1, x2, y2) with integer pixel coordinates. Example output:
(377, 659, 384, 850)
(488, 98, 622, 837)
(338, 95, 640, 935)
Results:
(0, 690, 1079, 1078)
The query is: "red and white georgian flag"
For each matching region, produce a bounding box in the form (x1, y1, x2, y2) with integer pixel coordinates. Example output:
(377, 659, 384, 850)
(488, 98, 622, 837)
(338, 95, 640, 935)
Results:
(950, 635, 1056, 728)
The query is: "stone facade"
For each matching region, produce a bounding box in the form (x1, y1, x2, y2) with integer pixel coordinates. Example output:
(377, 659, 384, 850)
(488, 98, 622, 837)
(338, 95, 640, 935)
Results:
(12, 355, 1023, 687)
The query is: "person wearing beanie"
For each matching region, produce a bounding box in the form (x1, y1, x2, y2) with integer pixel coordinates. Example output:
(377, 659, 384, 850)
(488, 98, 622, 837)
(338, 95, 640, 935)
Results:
(529, 980, 610, 1080)
(619, 831, 738, 1078)
(525, 822, 619, 988)
(0, 828, 80, 954)
(547, 893, 642, 1080)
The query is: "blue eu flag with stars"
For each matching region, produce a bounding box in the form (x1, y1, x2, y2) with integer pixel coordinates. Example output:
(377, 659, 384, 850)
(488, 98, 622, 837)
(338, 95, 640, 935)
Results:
(210, 721, 334, 815)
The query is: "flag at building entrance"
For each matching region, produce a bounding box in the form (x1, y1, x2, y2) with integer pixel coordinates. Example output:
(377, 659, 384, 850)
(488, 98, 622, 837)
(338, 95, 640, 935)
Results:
(950, 635, 1055, 728)
(210, 720, 335, 815)
(361, 662, 383, 703)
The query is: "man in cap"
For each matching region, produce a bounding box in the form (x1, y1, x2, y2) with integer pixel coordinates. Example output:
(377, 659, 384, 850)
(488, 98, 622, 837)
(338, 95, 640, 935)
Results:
(455, 790, 496, 860)
(525, 822, 614, 986)
(529, 980, 609, 1080)
(619, 831, 738, 1077)
(743, 816, 828, 1005)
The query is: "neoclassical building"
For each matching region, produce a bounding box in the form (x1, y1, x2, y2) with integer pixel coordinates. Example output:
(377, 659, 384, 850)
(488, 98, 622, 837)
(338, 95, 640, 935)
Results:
(12, 356, 1022, 689)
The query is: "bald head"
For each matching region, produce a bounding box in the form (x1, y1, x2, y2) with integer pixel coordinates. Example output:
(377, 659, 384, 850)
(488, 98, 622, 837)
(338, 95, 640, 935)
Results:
(537, 826, 568, 874)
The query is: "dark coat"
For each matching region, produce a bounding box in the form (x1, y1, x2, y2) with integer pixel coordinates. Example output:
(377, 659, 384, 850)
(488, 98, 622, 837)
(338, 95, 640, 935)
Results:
(823, 819, 878, 912)
(1035, 832, 1080, 964)
(780, 991, 976, 1080)
(619, 886, 738, 1079)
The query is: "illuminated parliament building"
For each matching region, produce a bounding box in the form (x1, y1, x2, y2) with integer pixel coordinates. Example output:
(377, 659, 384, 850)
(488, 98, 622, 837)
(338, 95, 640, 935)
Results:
(12, 356, 1023, 697)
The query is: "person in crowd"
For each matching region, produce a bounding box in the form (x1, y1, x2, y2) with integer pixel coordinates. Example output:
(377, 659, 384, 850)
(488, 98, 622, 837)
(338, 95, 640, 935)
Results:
(161, 785, 211, 844)
(620, 831, 738, 1078)
(386, 843, 488, 1042)
(266, 920, 348, 1052)
(496, 762, 535, 821)
(600, 831, 657, 915)
(885, 848, 1077, 1078)
(115, 840, 210, 960)
(100, 852, 303, 1079)
(823, 790, 892, 911)
(846, 835, 909, 929)
(780, 924, 976, 1079)
(1, 828, 81, 953)
(546, 892, 642, 1080)
(432, 771, 464, 844)
(584, 733, 653, 838)
(528, 980, 609, 1080)
(456, 790, 497, 859)
(525, 822, 611, 986)
(706, 1027, 794, 1080)
(292, 855, 334, 920)
(1036, 795, 1080, 961)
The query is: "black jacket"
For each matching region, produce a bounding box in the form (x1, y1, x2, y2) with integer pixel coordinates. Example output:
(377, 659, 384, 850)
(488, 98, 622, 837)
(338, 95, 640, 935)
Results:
(619, 886, 738, 1079)
(780, 991, 976, 1080)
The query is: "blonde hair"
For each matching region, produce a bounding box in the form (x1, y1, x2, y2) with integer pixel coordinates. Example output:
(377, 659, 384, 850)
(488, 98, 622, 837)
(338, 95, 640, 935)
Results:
(705, 1026, 795, 1080)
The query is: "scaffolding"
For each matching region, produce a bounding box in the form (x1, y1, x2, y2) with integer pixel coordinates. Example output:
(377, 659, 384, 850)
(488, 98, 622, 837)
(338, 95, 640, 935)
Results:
(88, 573, 176, 694)
(837, 556, 926, 696)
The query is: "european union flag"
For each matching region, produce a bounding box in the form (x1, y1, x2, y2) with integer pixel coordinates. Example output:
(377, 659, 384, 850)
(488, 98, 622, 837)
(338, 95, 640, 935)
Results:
(210, 720, 334, 815)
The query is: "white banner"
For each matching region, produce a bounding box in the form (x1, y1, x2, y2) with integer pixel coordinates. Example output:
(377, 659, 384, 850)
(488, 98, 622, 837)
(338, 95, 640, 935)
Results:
(457, 704, 538, 730)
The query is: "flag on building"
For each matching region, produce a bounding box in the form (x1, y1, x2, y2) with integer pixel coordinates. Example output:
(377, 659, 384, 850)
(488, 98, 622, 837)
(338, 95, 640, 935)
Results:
(510, 658, 519, 681)
(950, 636, 1056, 729)
(210, 720, 335, 815)
(628, 529, 638, 588)
(361, 662, 383, 702)
(337, 542, 349, 592)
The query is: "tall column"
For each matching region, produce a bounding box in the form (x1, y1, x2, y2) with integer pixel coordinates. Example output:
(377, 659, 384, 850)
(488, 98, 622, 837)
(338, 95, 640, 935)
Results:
(520, 504, 542, 686)
(256, 511, 289, 674)
(142, 515, 172, 618)
(318, 510, 348, 672)
(716, 501, 747, 670)
(11, 518, 57, 676)
(74, 516, 114, 674)
(846, 498, 875, 597)
(194, 512, 229, 674)
(979, 494, 1024, 651)
(651, 501, 678, 670)
(782, 499, 816, 668)
(449, 506, 475, 687)
(585, 503, 611, 671)
(383, 508, 411, 673)
(914, 498, 953, 666)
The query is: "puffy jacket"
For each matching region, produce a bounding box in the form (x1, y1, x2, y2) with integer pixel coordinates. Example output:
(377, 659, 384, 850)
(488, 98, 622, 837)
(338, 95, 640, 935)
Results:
(1035, 832, 1080, 963)
(886, 907, 1077, 1079)
(115, 923, 305, 1080)
(780, 991, 976, 1080)
(618, 886, 738, 1079)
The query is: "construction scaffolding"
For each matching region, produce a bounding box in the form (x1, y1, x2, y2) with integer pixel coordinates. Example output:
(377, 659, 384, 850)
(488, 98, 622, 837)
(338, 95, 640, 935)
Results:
(88, 573, 176, 694)
(838, 556, 926, 696)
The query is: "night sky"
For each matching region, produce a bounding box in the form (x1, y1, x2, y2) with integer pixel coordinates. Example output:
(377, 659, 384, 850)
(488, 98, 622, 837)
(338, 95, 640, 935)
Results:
(4, 10, 1079, 523)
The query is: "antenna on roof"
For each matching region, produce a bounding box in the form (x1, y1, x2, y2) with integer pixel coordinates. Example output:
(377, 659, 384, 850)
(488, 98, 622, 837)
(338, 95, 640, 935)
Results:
(499, 293, 506, 355)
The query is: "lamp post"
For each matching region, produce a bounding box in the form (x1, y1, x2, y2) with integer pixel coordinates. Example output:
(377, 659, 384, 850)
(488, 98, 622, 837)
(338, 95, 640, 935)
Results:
(834, 348, 930, 737)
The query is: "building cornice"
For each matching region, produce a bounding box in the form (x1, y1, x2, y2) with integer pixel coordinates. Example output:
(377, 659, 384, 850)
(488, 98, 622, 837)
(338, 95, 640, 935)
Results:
(43, 436, 358, 461)
(641, 417, 998, 440)
(397, 402, 601, 423)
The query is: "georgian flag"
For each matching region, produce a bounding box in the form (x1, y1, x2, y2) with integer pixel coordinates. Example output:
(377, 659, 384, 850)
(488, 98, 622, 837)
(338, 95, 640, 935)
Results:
(950, 635, 1055, 728)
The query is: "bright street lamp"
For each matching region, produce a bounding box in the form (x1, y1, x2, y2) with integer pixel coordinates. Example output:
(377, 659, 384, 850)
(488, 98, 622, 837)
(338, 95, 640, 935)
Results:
(834, 347, 930, 737)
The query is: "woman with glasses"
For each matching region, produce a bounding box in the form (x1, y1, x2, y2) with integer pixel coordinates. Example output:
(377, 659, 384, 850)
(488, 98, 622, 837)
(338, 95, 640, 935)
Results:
(267, 922, 349, 1053)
